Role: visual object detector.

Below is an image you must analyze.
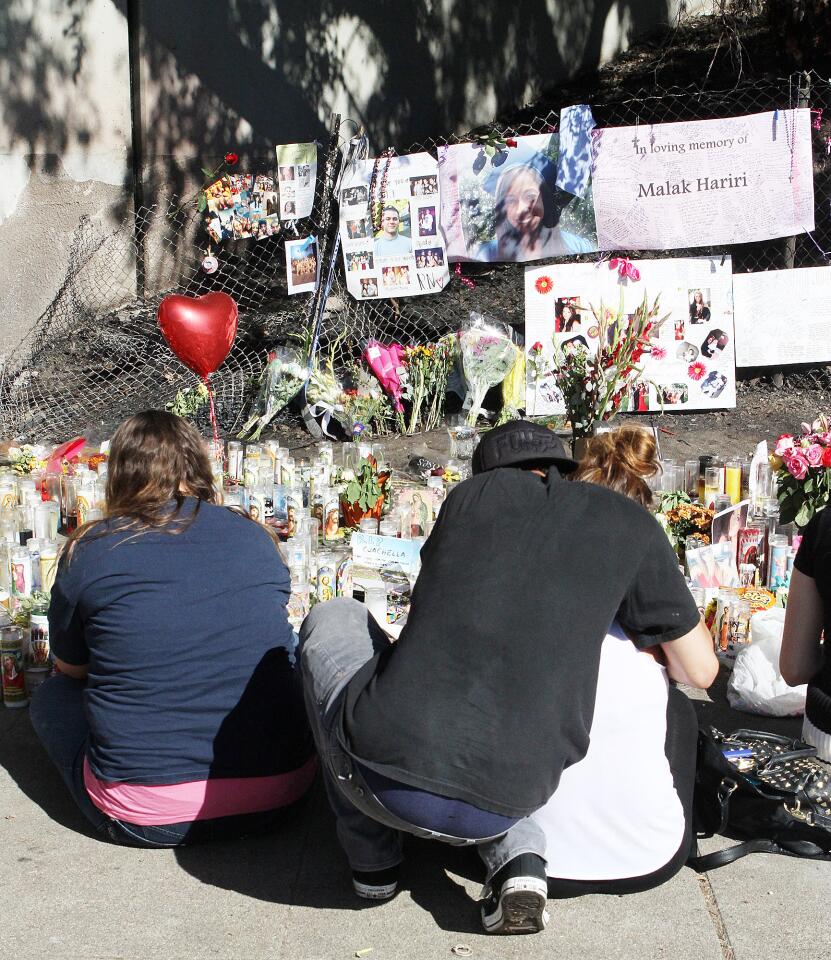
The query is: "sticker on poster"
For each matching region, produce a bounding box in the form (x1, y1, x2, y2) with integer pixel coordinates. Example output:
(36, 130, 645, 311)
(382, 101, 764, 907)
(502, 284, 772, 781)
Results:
(438, 133, 598, 263)
(524, 256, 736, 416)
(338, 152, 450, 300)
(285, 236, 319, 295)
(275, 142, 318, 220)
(591, 109, 814, 250)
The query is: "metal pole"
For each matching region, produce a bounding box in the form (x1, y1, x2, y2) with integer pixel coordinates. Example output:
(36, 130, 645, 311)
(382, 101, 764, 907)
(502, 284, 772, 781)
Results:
(126, 0, 146, 299)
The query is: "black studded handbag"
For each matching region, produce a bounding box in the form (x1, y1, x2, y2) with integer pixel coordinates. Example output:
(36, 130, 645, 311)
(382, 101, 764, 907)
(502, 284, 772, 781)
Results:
(688, 727, 831, 870)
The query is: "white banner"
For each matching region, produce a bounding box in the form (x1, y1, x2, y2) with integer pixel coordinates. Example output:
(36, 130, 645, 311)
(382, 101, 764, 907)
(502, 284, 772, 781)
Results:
(525, 256, 736, 416)
(592, 110, 814, 250)
(339, 152, 450, 300)
(733, 266, 831, 367)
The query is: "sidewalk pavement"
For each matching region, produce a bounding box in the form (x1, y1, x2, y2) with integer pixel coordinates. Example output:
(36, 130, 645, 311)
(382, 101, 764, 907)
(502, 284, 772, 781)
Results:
(0, 672, 827, 960)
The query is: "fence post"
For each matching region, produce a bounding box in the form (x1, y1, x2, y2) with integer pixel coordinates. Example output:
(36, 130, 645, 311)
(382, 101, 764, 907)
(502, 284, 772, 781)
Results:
(783, 71, 812, 270)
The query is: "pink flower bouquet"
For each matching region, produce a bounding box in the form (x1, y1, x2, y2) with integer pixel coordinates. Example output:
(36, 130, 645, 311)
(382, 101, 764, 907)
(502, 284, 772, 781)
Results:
(771, 414, 831, 526)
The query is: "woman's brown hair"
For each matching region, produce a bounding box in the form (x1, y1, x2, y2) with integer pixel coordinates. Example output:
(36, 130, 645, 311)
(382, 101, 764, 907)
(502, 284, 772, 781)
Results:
(63, 410, 280, 560)
(573, 424, 658, 508)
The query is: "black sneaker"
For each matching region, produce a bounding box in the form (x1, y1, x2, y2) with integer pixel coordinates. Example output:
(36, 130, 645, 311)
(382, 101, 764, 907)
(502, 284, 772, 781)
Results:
(480, 853, 549, 935)
(352, 866, 399, 901)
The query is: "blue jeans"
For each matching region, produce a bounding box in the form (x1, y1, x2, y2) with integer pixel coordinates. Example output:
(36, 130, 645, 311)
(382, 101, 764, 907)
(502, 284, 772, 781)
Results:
(298, 599, 545, 879)
(29, 674, 296, 848)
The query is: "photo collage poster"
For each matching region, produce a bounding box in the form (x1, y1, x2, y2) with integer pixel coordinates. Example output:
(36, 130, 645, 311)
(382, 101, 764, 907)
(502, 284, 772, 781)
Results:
(438, 133, 599, 264)
(204, 174, 281, 242)
(275, 142, 318, 220)
(338, 152, 450, 300)
(524, 256, 736, 416)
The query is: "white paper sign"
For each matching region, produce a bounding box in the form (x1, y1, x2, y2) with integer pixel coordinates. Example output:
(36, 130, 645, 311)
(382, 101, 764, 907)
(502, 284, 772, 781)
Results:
(525, 256, 736, 416)
(592, 109, 815, 250)
(733, 266, 831, 366)
(351, 533, 421, 573)
(275, 142, 317, 220)
(339, 153, 450, 300)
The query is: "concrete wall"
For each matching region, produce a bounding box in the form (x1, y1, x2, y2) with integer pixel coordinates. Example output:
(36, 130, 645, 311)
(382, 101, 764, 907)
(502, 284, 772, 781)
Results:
(0, 0, 133, 362)
(0, 0, 713, 363)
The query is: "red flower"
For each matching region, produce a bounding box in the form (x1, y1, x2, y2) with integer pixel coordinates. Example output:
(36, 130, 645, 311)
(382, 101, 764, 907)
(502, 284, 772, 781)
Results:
(505, 138, 518, 148)
(224, 152, 239, 166)
(688, 361, 706, 381)
(822, 446, 831, 468)
(534, 275, 553, 295)
(531, 341, 543, 352)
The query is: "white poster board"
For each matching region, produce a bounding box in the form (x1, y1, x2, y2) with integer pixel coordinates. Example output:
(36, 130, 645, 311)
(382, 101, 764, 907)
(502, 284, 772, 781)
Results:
(339, 153, 450, 300)
(275, 143, 317, 220)
(525, 256, 736, 416)
(591, 110, 814, 250)
(733, 266, 831, 367)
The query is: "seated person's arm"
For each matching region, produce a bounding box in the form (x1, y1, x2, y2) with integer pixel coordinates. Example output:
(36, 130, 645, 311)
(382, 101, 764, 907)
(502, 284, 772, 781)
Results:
(660, 619, 719, 689)
(53, 657, 89, 681)
(780, 568, 824, 686)
(48, 556, 91, 683)
(618, 520, 718, 690)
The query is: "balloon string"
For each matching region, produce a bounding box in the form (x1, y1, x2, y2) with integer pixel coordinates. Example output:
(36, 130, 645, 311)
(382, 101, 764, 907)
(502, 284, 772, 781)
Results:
(204, 377, 221, 456)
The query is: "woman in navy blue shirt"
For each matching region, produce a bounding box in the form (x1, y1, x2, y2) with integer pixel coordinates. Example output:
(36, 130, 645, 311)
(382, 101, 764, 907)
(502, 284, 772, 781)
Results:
(30, 410, 315, 847)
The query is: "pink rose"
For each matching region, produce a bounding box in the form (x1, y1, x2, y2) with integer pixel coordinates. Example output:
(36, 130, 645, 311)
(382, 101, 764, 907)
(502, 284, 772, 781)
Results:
(806, 443, 824, 467)
(783, 449, 809, 480)
(774, 434, 795, 457)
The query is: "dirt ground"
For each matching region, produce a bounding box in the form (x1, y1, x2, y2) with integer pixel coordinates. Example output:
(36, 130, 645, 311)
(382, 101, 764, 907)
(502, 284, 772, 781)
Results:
(261, 371, 831, 481)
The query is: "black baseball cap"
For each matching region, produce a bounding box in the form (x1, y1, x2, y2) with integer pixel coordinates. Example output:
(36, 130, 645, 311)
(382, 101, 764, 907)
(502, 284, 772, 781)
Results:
(472, 421, 578, 475)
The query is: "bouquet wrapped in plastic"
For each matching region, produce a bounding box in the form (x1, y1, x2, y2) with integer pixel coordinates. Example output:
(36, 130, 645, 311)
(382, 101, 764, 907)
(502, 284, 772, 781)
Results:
(238, 347, 306, 440)
(457, 313, 518, 425)
(303, 362, 349, 439)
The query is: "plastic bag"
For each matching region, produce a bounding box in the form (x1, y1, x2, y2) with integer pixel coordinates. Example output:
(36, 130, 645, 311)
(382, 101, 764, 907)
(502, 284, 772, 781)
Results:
(726, 608, 807, 717)
(238, 347, 306, 440)
(457, 313, 517, 425)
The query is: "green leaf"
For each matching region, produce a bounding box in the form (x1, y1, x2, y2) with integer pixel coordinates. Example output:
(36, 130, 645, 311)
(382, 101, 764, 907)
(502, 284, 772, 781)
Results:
(795, 501, 814, 528)
(200, 167, 214, 179)
(197, 193, 207, 212)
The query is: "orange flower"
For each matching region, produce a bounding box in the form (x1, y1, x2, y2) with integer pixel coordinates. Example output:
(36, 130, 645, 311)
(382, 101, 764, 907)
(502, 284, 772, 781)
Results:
(535, 275, 553, 295)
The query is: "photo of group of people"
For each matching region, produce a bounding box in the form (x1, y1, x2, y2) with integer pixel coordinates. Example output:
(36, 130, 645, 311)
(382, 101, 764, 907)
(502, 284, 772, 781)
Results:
(275, 142, 318, 220)
(338, 152, 451, 300)
(346, 218, 370, 239)
(204, 174, 281, 242)
(418, 206, 437, 236)
(524, 256, 737, 416)
(285, 236, 319, 295)
(415, 248, 444, 269)
(346, 251, 374, 272)
(381, 265, 411, 289)
(410, 175, 438, 196)
(440, 133, 598, 263)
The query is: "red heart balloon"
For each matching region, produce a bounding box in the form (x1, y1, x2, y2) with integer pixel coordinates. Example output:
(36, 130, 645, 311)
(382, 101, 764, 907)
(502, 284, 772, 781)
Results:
(157, 292, 238, 379)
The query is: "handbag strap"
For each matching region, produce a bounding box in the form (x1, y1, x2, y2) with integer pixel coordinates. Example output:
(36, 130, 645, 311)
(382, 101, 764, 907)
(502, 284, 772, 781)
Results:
(687, 839, 785, 871)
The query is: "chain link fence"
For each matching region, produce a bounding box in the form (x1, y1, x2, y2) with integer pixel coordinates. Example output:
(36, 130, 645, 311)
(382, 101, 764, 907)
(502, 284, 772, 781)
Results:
(2, 73, 830, 441)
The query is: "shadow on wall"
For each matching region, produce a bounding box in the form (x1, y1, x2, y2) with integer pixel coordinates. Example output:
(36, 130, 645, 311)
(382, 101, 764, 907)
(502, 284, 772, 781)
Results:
(130, 0, 678, 205)
(0, 0, 100, 169)
(0, 0, 678, 217)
